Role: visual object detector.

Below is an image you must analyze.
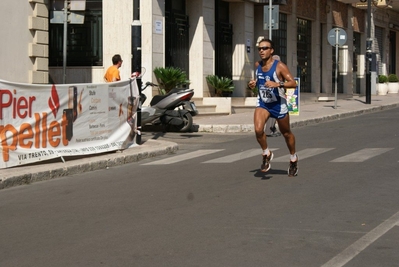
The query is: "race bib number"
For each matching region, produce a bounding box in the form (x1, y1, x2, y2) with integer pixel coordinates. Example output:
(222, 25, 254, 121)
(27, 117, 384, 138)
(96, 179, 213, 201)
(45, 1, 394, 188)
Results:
(259, 85, 277, 103)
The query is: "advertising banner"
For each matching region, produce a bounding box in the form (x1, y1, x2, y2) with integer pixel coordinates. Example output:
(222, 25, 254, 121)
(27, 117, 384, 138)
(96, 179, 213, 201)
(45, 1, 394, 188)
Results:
(0, 79, 139, 169)
(286, 77, 300, 115)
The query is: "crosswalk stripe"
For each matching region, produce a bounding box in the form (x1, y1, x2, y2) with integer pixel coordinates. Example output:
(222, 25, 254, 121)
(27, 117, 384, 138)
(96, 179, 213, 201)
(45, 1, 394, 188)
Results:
(203, 148, 279, 163)
(272, 148, 335, 162)
(142, 149, 224, 165)
(331, 148, 393, 162)
(142, 147, 395, 165)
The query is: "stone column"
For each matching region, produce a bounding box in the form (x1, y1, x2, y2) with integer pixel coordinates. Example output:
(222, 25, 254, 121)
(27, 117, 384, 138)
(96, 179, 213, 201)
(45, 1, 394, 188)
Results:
(187, 0, 214, 98)
(230, 2, 254, 97)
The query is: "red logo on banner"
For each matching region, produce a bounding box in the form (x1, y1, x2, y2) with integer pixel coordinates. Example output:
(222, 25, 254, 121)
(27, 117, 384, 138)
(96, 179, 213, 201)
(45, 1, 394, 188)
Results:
(48, 84, 60, 118)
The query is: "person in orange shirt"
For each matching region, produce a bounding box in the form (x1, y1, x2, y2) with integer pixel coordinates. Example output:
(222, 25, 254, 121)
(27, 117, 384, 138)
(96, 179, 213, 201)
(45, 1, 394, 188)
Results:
(104, 54, 123, 82)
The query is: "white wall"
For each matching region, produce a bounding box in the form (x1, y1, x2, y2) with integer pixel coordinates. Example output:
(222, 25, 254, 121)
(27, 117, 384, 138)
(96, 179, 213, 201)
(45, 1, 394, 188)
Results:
(141, 0, 165, 100)
(50, 0, 134, 84)
(103, 0, 134, 82)
(0, 0, 35, 83)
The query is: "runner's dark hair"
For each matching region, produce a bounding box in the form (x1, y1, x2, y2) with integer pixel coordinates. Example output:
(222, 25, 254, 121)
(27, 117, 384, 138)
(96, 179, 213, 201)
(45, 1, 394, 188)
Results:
(258, 38, 274, 49)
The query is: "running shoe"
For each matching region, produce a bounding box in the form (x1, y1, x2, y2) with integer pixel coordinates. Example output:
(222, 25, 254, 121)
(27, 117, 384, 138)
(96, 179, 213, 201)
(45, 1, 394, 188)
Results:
(261, 151, 274, 172)
(288, 156, 298, 177)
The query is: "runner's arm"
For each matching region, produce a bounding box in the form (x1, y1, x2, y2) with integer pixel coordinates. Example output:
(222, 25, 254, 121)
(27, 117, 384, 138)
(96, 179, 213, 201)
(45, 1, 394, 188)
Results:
(248, 61, 260, 89)
(276, 62, 296, 88)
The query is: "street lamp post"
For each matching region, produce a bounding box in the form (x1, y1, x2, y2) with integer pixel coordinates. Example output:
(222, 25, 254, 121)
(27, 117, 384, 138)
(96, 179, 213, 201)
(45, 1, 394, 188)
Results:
(269, 0, 272, 39)
(365, 0, 372, 104)
(63, 0, 68, 84)
(132, 0, 142, 144)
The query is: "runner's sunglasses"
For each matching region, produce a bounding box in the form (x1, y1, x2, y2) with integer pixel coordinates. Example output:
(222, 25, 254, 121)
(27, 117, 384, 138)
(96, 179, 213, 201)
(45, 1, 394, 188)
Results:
(258, 46, 272, 51)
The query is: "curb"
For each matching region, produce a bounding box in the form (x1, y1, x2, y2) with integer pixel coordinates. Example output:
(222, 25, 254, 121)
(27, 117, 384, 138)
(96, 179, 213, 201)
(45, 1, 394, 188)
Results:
(194, 103, 399, 133)
(0, 140, 178, 190)
(290, 103, 399, 129)
(196, 124, 254, 133)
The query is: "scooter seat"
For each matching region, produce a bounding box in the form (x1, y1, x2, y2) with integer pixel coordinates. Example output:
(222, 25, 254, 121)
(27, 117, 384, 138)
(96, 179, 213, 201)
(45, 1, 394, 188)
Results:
(150, 95, 165, 106)
(150, 88, 192, 106)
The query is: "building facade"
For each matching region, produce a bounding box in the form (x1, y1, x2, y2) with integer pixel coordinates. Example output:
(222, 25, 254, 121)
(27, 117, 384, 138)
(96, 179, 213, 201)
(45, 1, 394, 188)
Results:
(1, 0, 399, 101)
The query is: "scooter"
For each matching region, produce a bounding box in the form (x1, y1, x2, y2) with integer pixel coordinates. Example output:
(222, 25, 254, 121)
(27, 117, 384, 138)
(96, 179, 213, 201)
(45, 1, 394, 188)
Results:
(140, 82, 198, 132)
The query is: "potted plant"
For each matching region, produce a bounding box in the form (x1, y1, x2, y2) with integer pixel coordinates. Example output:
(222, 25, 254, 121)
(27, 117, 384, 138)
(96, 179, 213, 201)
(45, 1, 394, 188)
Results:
(251, 86, 258, 97)
(387, 73, 399, 94)
(246, 81, 258, 97)
(377, 74, 388, 95)
(206, 75, 234, 97)
(153, 67, 190, 95)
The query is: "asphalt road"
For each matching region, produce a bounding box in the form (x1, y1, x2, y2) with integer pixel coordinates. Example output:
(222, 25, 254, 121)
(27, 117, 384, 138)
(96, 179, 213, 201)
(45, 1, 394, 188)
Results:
(1, 108, 399, 267)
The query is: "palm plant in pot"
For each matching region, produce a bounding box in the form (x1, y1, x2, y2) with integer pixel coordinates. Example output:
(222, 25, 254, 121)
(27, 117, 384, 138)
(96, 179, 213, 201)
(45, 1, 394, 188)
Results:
(250, 85, 258, 97)
(377, 74, 388, 95)
(206, 75, 234, 97)
(153, 67, 190, 95)
(387, 73, 399, 94)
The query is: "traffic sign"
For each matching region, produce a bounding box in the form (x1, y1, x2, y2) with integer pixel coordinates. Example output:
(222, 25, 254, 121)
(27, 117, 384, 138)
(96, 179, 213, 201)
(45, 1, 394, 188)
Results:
(328, 28, 347, 109)
(328, 28, 347, 47)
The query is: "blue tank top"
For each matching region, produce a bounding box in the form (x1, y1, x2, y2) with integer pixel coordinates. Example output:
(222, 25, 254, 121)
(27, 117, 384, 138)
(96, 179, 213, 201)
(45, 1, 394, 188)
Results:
(255, 60, 288, 118)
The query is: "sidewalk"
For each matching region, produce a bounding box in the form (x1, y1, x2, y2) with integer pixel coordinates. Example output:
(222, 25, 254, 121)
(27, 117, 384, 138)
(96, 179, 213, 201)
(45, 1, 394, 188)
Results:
(193, 94, 399, 133)
(2, 94, 399, 190)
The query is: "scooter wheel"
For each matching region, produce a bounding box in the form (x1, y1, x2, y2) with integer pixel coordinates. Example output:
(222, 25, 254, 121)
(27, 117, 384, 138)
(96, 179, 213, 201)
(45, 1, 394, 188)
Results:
(179, 112, 193, 132)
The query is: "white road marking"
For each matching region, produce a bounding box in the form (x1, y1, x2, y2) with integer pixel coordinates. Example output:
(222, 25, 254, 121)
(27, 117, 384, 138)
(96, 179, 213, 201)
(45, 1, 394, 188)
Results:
(142, 149, 223, 165)
(203, 148, 279, 163)
(331, 148, 393, 162)
(143, 147, 395, 165)
(321, 211, 399, 267)
(272, 148, 335, 162)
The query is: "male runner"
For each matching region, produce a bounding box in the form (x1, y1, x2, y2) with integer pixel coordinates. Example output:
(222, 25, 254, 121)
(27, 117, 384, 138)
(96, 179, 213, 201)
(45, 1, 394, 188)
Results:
(248, 38, 298, 176)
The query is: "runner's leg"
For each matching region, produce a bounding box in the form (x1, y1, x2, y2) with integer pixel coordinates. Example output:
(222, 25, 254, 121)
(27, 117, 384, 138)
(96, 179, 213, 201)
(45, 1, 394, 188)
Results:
(278, 114, 298, 176)
(254, 107, 270, 150)
(277, 114, 296, 155)
(254, 107, 274, 172)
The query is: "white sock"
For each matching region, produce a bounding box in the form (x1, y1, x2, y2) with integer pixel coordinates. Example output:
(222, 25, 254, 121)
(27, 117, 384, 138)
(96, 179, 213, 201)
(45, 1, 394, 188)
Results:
(263, 148, 270, 156)
(290, 154, 297, 162)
